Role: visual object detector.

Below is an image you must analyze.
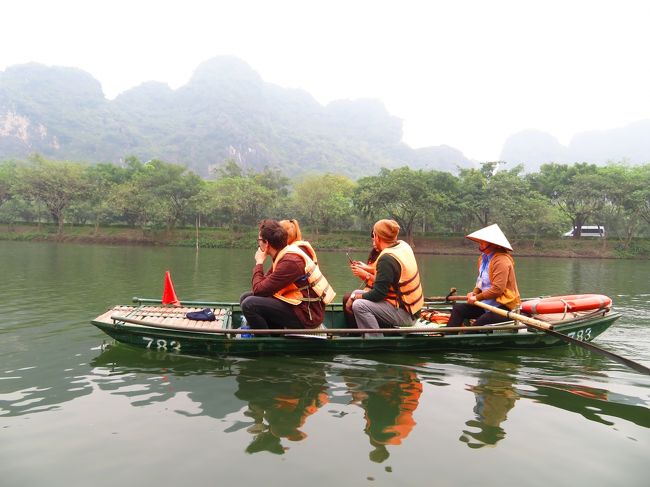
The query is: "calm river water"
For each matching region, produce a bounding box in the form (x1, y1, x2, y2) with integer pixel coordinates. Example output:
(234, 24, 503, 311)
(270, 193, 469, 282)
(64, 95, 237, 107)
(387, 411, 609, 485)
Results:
(1, 241, 649, 486)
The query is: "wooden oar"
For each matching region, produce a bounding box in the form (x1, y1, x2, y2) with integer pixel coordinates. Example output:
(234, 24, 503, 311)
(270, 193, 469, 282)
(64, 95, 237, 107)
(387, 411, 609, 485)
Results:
(471, 300, 650, 376)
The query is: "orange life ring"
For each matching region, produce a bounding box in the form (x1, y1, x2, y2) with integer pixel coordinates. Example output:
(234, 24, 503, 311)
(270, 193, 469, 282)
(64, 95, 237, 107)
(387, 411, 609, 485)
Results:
(520, 294, 612, 314)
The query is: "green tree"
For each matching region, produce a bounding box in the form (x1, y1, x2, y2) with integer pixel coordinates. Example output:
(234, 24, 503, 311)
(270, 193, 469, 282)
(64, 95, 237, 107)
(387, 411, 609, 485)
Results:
(529, 163, 607, 238)
(353, 167, 440, 244)
(83, 163, 132, 232)
(250, 166, 291, 198)
(292, 174, 355, 233)
(0, 161, 16, 207)
(131, 159, 204, 230)
(596, 164, 646, 247)
(213, 159, 244, 179)
(199, 176, 275, 227)
(632, 165, 650, 231)
(488, 166, 564, 242)
(16, 156, 91, 234)
(0, 161, 33, 227)
(455, 162, 505, 231)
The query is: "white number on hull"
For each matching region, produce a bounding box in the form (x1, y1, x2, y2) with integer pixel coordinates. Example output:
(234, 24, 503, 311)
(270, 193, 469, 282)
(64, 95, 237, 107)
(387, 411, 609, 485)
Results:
(142, 336, 181, 351)
(567, 328, 592, 341)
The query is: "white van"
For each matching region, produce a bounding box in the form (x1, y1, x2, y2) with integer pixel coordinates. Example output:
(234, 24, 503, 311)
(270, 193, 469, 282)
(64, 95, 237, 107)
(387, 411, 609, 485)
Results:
(562, 225, 606, 238)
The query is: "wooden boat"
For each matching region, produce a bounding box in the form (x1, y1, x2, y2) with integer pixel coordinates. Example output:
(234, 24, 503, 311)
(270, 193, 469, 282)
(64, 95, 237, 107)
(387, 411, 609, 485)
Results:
(90, 296, 620, 357)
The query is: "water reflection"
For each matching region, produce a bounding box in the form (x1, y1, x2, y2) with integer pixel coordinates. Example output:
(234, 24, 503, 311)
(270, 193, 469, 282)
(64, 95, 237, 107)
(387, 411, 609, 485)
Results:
(103, 346, 648, 435)
(5, 343, 642, 461)
(90, 344, 243, 419)
(459, 361, 519, 448)
(233, 358, 329, 454)
(523, 381, 650, 428)
(343, 364, 422, 463)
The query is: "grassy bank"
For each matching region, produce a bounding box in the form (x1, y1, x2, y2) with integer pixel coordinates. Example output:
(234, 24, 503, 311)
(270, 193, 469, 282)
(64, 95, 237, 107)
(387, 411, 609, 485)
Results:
(0, 223, 646, 258)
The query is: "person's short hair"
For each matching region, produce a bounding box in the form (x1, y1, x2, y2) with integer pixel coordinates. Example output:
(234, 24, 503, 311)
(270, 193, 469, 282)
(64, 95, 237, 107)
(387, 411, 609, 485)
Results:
(279, 219, 302, 244)
(259, 219, 288, 249)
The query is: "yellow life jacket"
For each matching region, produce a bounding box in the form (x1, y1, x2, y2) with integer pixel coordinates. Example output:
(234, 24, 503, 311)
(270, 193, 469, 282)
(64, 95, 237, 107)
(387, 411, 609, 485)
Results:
(377, 240, 424, 315)
(272, 244, 336, 305)
(292, 240, 318, 263)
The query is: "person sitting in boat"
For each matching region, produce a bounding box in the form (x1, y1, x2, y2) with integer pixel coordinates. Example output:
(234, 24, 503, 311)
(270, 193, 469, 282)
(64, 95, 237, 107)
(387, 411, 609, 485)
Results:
(279, 219, 318, 263)
(346, 219, 424, 337)
(447, 223, 521, 331)
(240, 219, 336, 331)
(343, 245, 379, 328)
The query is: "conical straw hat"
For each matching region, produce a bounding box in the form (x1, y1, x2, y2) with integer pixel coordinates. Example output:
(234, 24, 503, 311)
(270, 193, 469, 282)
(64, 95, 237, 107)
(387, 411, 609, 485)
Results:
(465, 224, 513, 251)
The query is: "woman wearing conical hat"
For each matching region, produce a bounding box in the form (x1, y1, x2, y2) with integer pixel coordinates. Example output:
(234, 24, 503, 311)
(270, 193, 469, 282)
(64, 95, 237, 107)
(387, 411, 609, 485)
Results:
(447, 224, 521, 330)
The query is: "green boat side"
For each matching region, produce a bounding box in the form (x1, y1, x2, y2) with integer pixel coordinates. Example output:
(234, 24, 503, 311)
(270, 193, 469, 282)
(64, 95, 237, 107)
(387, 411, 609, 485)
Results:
(90, 298, 621, 357)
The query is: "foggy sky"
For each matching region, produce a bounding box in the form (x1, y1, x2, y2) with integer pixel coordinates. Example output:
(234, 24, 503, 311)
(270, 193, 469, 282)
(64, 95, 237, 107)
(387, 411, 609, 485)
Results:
(2, 0, 649, 161)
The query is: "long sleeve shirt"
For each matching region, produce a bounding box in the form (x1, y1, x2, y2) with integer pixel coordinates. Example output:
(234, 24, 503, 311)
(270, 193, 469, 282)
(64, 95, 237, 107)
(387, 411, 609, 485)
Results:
(252, 253, 324, 327)
(361, 254, 400, 302)
(473, 251, 521, 309)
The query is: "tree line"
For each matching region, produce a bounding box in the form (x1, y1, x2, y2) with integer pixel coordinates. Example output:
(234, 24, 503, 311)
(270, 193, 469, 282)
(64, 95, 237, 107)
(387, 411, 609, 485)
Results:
(2, 155, 650, 248)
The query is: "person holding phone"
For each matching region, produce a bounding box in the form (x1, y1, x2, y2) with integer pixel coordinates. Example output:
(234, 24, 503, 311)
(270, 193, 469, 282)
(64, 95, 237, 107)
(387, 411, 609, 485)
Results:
(342, 246, 379, 328)
(345, 220, 423, 337)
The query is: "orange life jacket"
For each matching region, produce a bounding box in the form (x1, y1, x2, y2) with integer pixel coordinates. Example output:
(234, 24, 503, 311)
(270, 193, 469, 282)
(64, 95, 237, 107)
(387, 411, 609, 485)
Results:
(377, 240, 424, 315)
(272, 244, 336, 305)
(364, 371, 422, 445)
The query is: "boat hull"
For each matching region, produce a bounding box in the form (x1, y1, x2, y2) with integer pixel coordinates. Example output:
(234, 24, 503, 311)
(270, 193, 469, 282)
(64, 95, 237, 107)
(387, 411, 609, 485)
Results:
(91, 301, 620, 357)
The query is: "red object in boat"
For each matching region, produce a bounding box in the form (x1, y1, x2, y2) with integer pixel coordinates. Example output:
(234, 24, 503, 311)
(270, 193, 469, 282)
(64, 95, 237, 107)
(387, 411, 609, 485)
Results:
(521, 294, 612, 314)
(162, 271, 181, 306)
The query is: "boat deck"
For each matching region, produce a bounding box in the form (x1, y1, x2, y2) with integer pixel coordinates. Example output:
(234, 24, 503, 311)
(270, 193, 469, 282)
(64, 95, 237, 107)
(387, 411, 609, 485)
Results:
(96, 305, 231, 332)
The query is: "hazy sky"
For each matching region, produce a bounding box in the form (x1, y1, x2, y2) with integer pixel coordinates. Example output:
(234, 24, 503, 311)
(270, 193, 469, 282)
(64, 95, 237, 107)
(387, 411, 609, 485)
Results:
(2, 0, 649, 161)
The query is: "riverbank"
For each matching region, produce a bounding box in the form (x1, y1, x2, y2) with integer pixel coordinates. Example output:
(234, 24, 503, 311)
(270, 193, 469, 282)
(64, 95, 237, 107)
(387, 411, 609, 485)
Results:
(0, 223, 645, 258)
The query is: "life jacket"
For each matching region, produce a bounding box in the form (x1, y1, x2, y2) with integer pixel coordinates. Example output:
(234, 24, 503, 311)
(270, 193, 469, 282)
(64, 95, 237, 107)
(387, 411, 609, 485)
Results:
(293, 240, 318, 263)
(272, 244, 336, 305)
(377, 240, 424, 315)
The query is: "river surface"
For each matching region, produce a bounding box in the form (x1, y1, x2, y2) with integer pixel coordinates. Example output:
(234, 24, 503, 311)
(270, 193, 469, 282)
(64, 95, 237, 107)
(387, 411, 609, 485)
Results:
(1, 241, 649, 486)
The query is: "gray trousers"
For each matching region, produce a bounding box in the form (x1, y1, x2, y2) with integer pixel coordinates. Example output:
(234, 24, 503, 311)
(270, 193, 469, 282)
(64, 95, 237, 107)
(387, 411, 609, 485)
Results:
(351, 293, 415, 338)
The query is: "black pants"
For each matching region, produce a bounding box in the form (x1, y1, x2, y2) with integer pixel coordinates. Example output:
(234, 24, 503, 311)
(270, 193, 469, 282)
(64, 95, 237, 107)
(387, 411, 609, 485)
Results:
(239, 292, 303, 329)
(447, 302, 510, 328)
(342, 292, 358, 328)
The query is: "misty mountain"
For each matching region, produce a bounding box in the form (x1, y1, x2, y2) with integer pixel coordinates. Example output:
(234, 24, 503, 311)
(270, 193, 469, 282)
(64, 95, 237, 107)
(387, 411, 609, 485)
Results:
(501, 121, 650, 172)
(0, 57, 474, 178)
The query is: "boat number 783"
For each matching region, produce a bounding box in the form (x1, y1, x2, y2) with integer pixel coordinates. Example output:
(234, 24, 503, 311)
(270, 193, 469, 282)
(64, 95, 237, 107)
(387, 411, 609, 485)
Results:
(142, 336, 181, 351)
(566, 328, 592, 341)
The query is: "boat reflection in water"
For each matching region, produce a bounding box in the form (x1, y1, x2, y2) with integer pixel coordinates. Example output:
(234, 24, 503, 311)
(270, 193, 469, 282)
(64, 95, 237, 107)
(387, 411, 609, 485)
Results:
(233, 359, 329, 454)
(459, 361, 519, 448)
(87, 345, 650, 460)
